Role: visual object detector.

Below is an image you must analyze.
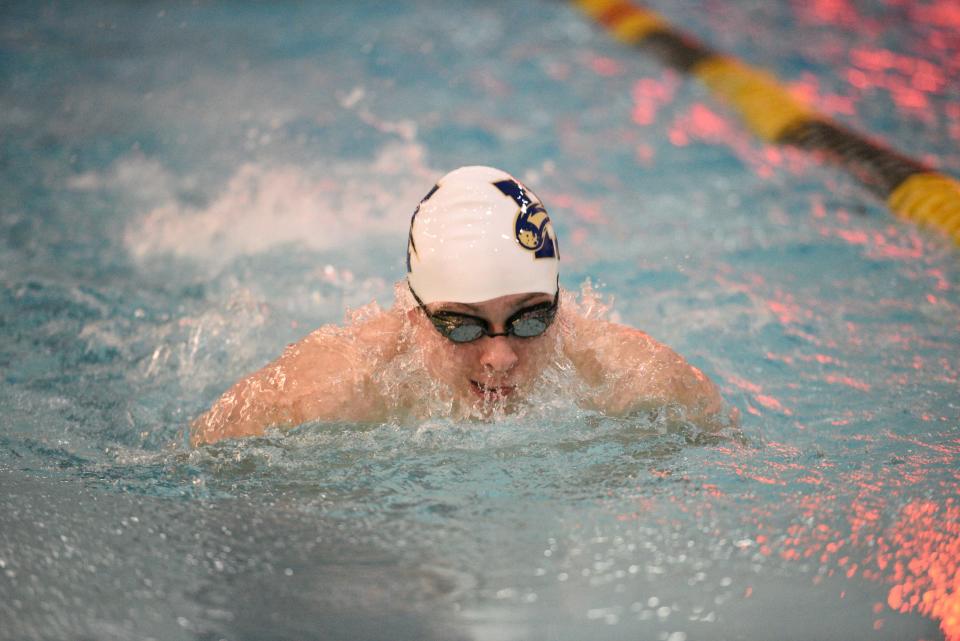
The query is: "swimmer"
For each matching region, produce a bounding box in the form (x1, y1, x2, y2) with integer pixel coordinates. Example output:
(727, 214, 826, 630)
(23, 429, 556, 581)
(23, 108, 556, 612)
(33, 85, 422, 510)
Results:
(191, 166, 733, 446)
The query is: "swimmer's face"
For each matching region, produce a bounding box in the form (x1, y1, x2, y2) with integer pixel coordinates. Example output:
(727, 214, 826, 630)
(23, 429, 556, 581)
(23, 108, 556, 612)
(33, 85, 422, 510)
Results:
(412, 292, 558, 409)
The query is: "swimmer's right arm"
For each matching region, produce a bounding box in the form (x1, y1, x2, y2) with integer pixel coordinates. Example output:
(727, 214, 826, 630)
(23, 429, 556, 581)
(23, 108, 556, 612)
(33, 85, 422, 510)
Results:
(190, 310, 404, 446)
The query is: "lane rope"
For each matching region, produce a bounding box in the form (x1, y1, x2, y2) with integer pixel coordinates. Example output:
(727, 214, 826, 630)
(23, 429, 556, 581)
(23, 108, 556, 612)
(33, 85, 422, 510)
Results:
(574, 0, 960, 245)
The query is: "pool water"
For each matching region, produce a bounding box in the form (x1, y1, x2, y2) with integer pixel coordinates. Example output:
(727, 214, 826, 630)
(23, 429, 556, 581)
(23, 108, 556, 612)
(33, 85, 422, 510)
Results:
(2, 1, 959, 639)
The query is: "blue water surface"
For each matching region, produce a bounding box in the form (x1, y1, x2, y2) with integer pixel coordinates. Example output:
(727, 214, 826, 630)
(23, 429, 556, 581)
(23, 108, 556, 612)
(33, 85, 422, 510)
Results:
(2, 1, 959, 640)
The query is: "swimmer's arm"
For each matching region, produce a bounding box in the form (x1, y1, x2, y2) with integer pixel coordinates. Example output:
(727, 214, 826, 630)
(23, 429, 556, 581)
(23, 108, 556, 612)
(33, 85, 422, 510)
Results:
(190, 311, 403, 446)
(564, 319, 731, 429)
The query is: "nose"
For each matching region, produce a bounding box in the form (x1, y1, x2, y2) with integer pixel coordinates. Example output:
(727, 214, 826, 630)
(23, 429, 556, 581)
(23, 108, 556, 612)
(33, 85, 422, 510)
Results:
(479, 336, 519, 374)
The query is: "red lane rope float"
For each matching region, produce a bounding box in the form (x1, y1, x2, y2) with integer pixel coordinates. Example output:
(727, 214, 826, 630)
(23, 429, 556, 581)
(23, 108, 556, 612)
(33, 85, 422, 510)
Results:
(574, 0, 960, 246)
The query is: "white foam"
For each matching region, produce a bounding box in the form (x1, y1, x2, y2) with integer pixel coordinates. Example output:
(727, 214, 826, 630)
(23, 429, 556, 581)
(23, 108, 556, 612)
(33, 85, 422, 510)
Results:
(111, 142, 435, 268)
(69, 152, 179, 206)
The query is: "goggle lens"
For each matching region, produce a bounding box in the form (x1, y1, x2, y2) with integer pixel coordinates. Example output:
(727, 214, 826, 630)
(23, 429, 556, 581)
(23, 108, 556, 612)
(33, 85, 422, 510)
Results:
(444, 322, 486, 343)
(511, 316, 550, 338)
(413, 287, 559, 344)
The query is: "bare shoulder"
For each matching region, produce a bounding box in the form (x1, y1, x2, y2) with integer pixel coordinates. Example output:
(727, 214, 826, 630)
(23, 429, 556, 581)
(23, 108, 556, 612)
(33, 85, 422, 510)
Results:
(286, 304, 406, 372)
(190, 305, 407, 446)
(560, 308, 727, 426)
(560, 312, 663, 381)
(267, 304, 408, 413)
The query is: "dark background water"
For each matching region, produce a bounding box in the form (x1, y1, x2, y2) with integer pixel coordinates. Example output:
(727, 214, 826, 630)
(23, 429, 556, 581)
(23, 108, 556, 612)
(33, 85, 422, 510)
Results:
(1, 1, 958, 639)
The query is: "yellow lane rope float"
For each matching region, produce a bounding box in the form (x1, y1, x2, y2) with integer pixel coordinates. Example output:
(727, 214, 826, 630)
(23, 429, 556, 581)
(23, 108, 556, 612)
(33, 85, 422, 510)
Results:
(574, 0, 960, 245)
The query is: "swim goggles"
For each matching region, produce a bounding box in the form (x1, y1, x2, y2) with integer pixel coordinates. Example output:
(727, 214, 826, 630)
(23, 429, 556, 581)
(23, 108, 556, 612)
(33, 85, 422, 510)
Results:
(408, 284, 559, 343)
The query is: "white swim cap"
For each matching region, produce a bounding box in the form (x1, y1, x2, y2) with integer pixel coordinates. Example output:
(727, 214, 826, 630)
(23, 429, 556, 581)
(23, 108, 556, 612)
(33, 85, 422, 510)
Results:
(406, 166, 559, 304)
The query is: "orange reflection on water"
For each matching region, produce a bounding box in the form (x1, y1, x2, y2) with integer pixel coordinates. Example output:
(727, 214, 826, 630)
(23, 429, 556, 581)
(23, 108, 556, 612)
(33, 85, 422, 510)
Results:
(589, 55, 624, 77)
(726, 373, 793, 416)
(882, 499, 960, 641)
(793, 0, 865, 27)
(631, 73, 679, 127)
(748, 444, 960, 639)
(663, 101, 797, 178)
(711, 418, 960, 638)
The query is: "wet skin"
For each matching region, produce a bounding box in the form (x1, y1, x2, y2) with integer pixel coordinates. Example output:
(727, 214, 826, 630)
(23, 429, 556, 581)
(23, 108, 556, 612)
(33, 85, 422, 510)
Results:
(190, 289, 731, 446)
(414, 291, 557, 407)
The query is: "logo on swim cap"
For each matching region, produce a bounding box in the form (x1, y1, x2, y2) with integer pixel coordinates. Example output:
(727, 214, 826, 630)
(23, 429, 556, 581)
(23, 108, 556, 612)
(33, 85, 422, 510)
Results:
(493, 179, 558, 260)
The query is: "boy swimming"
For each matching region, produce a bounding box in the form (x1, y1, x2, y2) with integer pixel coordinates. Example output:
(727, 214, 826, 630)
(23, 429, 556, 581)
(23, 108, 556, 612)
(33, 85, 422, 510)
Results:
(191, 166, 729, 445)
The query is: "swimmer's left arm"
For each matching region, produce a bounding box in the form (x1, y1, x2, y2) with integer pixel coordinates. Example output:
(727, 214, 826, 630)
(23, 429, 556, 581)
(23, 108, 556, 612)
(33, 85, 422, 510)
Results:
(563, 318, 731, 429)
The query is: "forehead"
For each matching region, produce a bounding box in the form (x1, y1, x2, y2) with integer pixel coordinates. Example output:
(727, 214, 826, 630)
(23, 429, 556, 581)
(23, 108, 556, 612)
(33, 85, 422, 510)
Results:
(431, 291, 553, 316)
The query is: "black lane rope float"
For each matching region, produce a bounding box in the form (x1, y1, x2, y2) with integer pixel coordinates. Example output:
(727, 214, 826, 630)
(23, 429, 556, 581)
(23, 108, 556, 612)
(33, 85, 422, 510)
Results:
(574, 0, 960, 246)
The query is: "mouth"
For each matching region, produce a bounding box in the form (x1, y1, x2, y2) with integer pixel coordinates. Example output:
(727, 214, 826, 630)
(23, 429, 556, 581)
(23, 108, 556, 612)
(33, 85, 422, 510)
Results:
(470, 380, 516, 399)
